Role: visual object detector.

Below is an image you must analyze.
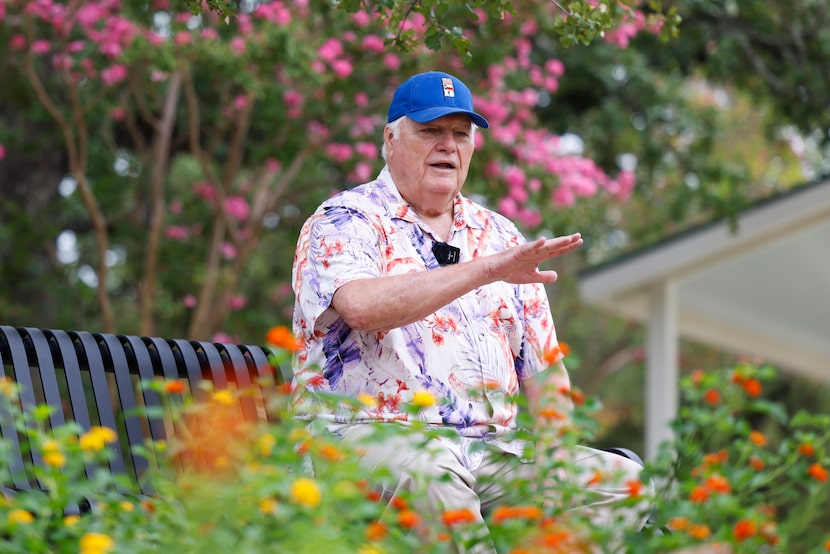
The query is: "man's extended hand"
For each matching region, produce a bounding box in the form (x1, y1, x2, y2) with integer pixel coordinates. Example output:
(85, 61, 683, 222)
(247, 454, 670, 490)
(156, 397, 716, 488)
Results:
(487, 233, 583, 285)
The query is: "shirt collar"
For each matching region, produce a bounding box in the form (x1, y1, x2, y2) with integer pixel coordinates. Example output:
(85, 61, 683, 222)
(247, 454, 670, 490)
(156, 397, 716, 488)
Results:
(377, 166, 484, 231)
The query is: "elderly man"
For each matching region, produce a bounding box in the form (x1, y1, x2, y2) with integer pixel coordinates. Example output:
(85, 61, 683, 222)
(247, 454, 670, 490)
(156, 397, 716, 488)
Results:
(291, 71, 649, 551)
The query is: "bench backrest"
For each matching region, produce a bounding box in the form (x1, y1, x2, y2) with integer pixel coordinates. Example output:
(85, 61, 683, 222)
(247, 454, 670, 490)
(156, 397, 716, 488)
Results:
(0, 325, 280, 495)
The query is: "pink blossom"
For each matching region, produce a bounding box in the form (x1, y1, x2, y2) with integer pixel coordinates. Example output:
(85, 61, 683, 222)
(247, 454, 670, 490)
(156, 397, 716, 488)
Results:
(265, 157, 282, 173)
(497, 196, 519, 218)
(308, 121, 330, 144)
(225, 196, 250, 222)
(146, 32, 165, 47)
(351, 11, 371, 27)
(230, 36, 246, 55)
(325, 143, 353, 163)
(232, 94, 249, 111)
(317, 38, 343, 63)
(545, 59, 565, 77)
(520, 21, 538, 36)
(154, 1, 170, 9)
(355, 142, 378, 160)
(311, 60, 326, 74)
(101, 64, 128, 86)
(254, 2, 292, 25)
(0, 144, 5, 161)
(237, 14, 253, 34)
(331, 59, 353, 79)
(383, 54, 401, 71)
(165, 226, 190, 240)
(201, 28, 219, 41)
(169, 200, 183, 215)
(552, 186, 576, 207)
(52, 54, 72, 71)
(361, 35, 385, 53)
(99, 41, 122, 58)
(193, 181, 216, 202)
(517, 207, 541, 228)
(220, 242, 237, 260)
(211, 332, 236, 343)
(354, 92, 370, 108)
(503, 165, 526, 189)
(111, 107, 125, 121)
(10, 35, 26, 52)
(150, 70, 168, 82)
(183, 295, 197, 308)
(32, 40, 51, 54)
(68, 41, 85, 53)
(528, 178, 541, 192)
(228, 295, 247, 310)
(0, 2, 5, 22)
(484, 161, 501, 178)
(349, 161, 373, 183)
(173, 31, 192, 46)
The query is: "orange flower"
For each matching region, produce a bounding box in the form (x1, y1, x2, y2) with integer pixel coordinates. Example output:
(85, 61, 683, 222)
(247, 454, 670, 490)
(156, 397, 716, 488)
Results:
(687, 524, 711, 540)
(397, 510, 421, 529)
(667, 517, 689, 531)
(569, 388, 585, 406)
(586, 470, 603, 486)
(749, 430, 767, 446)
(702, 450, 728, 466)
(390, 496, 408, 511)
(265, 325, 302, 352)
(164, 380, 186, 394)
(824, 538, 830, 551)
(808, 463, 828, 482)
(705, 474, 731, 494)
(731, 370, 746, 384)
(492, 505, 543, 524)
(742, 377, 762, 397)
(689, 485, 710, 503)
(319, 444, 345, 462)
(703, 388, 721, 405)
(543, 342, 571, 365)
(441, 508, 477, 526)
(690, 369, 705, 386)
(749, 455, 765, 471)
(365, 521, 388, 541)
(626, 480, 644, 498)
(539, 408, 567, 420)
(733, 519, 757, 541)
(798, 442, 815, 457)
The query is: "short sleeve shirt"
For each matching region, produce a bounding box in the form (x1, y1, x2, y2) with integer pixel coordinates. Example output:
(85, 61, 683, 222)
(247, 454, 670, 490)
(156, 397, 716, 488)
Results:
(291, 167, 564, 438)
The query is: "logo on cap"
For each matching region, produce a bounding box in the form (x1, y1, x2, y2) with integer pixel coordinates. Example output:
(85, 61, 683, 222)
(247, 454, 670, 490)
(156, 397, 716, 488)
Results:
(441, 78, 455, 98)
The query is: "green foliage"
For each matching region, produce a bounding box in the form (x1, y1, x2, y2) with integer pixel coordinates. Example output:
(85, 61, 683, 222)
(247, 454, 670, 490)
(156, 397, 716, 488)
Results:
(2, 356, 830, 551)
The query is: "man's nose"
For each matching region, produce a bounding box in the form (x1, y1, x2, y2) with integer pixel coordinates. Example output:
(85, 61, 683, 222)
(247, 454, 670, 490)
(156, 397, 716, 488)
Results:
(436, 130, 458, 151)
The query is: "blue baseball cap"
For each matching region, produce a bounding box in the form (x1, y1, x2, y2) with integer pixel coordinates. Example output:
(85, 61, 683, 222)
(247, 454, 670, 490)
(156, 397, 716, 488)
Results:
(387, 71, 490, 129)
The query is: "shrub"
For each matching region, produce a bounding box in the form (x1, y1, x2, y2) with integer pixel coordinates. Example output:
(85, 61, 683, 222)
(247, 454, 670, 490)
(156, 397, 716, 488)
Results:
(1, 355, 829, 553)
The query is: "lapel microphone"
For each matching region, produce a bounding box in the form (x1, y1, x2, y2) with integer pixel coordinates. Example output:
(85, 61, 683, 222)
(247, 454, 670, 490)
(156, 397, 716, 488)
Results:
(432, 241, 460, 265)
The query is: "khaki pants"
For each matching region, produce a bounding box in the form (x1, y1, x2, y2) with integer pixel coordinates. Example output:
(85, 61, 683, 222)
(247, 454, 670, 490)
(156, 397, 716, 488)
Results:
(338, 423, 652, 553)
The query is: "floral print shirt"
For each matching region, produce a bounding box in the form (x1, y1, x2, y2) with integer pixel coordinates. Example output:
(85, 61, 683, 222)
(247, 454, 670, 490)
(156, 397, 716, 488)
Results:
(291, 167, 566, 440)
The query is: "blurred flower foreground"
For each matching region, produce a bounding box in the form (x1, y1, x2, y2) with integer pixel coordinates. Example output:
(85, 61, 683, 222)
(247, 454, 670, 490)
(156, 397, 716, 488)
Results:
(1, 328, 829, 553)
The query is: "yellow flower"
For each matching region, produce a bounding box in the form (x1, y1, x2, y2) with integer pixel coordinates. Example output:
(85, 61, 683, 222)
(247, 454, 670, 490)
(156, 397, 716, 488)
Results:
(43, 451, 66, 468)
(64, 514, 81, 526)
(259, 498, 278, 514)
(411, 390, 436, 408)
(120, 501, 134, 512)
(80, 532, 114, 554)
(0, 376, 17, 397)
(257, 433, 276, 456)
(290, 477, 322, 508)
(79, 426, 117, 452)
(357, 392, 377, 408)
(8, 509, 34, 525)
(358, 545, 386, 554)
(212, 390, 235, 407)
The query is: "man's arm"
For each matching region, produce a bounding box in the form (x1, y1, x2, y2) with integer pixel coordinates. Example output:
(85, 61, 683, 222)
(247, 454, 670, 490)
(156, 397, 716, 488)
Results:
(332, 233, 582, 332)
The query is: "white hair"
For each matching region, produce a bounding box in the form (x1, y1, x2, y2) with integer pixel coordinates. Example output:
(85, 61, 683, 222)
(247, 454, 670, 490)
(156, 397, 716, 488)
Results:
(381, 116, 477, 162)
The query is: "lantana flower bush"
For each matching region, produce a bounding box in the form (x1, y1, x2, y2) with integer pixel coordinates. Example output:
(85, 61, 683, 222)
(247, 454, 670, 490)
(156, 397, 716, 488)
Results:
(1, 329, 829, 553)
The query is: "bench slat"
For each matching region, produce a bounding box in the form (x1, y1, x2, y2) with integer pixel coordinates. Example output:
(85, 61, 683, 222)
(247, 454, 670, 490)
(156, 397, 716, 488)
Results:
(0, 326, 32, 490)
(70, 332, 127, 477)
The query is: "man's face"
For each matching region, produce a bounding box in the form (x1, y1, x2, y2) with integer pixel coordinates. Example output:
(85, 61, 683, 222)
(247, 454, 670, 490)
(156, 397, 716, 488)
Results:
(385, 114, 476, 209)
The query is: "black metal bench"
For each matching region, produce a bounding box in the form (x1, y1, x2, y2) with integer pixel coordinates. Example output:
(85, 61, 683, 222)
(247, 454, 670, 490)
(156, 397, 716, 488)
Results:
(0, 325, 282, 497)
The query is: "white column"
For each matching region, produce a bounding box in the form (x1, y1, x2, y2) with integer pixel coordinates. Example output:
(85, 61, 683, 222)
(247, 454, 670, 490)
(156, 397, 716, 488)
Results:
(645, 280, 678, 460)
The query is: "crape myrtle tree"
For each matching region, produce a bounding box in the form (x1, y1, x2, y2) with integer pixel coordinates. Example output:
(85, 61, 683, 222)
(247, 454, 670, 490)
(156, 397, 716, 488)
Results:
(0, 0, 673, 340)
